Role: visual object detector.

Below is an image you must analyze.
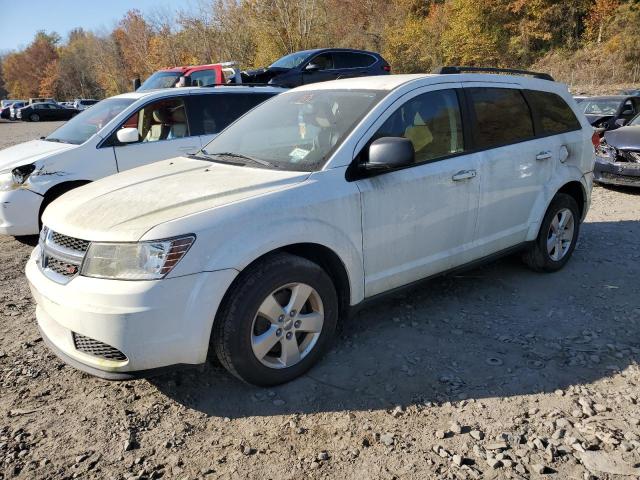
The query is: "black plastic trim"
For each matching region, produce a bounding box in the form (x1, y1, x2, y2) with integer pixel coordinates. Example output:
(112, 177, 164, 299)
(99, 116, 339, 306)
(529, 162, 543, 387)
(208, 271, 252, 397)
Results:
(39, 324, 198, 380)
(433, 66, 554, 81)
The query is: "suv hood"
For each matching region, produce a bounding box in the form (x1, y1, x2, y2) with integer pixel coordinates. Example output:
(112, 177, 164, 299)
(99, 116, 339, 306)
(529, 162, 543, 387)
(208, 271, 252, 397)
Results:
(43, 156, 310, 241)
(0, 139, 77, 173)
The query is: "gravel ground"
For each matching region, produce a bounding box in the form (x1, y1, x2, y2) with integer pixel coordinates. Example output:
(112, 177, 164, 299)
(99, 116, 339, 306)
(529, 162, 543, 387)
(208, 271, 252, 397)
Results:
(1, 121, 640, 480)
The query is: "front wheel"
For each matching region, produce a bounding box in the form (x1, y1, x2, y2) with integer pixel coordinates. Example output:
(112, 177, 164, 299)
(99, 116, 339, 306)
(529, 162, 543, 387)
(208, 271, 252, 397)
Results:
(29, 113, 40, 122)
(523, 193, 580, 272)
(213, 253, 338, 386)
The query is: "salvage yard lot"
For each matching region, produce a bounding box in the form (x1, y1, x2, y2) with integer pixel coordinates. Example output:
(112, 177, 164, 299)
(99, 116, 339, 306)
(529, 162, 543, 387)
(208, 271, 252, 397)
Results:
(1, 121, 639, 479)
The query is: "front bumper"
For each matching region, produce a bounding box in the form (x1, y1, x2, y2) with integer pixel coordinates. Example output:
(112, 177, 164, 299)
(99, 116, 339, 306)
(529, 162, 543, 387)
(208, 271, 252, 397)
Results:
(26, 248, 238, 379)
(594, 155, 640, 187)
(0, 188, 42, 236)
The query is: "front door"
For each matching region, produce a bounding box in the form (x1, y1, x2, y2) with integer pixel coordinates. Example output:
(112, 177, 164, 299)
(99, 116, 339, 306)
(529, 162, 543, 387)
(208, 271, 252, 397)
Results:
(355, 86, 481, 297)
(112, 96, 200, 171)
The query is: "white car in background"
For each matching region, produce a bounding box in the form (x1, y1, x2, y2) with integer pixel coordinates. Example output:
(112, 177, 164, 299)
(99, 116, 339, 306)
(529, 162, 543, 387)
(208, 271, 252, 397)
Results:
(0, 85, 282, 236)
(27, 69, 595, 385)
(73, 99, 99, 110)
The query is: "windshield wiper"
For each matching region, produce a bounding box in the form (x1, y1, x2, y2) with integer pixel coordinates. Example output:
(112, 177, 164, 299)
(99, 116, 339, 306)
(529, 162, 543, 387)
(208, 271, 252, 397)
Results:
(207, 152, 276, 168)
(188, 152, 245, 166)
(44, 137, 71, 144)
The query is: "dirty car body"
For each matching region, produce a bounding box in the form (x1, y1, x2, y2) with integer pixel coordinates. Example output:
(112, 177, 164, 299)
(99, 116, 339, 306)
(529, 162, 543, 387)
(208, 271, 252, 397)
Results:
(595, 114, 640, 187)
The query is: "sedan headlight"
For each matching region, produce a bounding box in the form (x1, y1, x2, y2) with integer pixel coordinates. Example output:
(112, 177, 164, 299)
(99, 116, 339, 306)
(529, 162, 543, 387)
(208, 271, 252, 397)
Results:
(596, 141, 617, 160)
(0, 164, 36, 191)
(81, 235, 195, 280)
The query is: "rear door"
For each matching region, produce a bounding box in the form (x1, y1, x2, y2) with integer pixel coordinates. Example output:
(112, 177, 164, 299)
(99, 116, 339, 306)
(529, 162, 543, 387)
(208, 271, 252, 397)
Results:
(464, 84, 549, 256)
(186, 92, 278, 147)
(111, 95, 200, 171)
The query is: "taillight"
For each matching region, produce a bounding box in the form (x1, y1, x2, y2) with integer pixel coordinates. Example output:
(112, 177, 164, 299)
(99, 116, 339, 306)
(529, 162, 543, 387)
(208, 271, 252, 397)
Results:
(383, 65, 391, 72)
(591, 131, 600, 148)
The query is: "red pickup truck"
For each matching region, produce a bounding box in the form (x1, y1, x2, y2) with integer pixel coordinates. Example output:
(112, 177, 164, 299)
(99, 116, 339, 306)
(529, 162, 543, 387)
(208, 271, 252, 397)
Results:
(136, 63, 240, 91)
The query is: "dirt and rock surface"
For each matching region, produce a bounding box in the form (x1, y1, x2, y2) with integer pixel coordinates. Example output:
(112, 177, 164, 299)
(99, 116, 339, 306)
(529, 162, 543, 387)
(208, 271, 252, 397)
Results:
(1, 121, 639, 480)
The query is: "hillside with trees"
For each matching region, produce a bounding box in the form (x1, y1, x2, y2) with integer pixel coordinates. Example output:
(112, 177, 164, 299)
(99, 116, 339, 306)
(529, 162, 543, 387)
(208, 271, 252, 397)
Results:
(1, 0, 638, 99)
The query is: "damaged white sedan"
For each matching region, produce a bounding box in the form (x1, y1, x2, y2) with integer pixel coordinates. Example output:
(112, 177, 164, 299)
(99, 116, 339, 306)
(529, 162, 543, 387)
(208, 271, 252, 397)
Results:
(0, 85, 281, 236)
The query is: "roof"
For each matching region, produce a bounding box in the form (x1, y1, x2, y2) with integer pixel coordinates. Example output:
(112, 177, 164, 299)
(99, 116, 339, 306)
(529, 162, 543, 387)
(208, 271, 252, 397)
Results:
(581, 95, 628, 101)
(292, 73, 564, 92)
(110, 84, 285, 101)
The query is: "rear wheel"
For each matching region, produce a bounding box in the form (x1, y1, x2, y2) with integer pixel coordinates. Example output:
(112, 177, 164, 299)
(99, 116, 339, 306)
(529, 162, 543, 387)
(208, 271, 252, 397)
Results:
(29, 113, 40, 122)
(523, 193, 580, 272)
(213, 253, 338, 386)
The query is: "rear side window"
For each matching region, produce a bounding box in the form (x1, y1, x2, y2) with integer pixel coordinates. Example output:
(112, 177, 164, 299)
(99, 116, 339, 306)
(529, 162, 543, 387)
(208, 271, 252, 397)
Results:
(333, 52, 376, 69)
(467, 88, 534, 149)
(187, 93, 276, 135)
(526, 91, 581, 135)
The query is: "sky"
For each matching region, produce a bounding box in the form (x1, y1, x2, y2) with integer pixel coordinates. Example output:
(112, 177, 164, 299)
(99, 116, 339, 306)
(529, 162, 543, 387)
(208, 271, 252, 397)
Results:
(0, 0, 190, 52)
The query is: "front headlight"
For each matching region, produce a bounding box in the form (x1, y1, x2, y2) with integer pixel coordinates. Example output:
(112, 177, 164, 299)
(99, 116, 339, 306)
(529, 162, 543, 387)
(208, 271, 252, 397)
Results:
(12, 164, 36, 184)
(596, 141, 617, 160)
(81, 235, 195, 280)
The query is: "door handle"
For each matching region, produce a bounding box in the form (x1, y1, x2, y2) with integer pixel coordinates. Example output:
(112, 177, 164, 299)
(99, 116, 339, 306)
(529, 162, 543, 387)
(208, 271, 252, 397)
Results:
(536, 151, 552, 161)
(452, 169, 477, 181)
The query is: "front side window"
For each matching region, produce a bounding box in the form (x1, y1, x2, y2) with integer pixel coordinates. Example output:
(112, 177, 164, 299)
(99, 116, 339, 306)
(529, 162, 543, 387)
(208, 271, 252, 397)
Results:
(468, 88, 534, 149)
(307, 53, 333, 70)
(202, 89, 386, 171)
(187, 93, 277, 136)
(372, 89, 464, 164)
(47, 98, 134, 145)
(527, 91, 581, 135)
(117, 97, 189, 144)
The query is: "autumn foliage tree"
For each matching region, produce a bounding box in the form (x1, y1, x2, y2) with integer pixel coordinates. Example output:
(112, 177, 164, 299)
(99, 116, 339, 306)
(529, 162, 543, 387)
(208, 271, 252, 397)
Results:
(1, 0, 638, 100)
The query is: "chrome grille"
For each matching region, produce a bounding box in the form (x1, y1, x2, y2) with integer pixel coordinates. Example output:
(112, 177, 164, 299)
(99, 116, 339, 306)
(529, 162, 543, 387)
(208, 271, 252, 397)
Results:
(39, 227, 89, 284)
(46, 257, 80, 277)
(51, 232, 90, 253)
(72, 333, 127, 361)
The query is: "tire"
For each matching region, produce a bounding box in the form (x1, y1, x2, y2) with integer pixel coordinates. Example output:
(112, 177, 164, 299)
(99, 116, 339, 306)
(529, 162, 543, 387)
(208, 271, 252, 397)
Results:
(29, 113, 40, 122)
(523, 193, 580, 272)
(213, 252, 338, 386)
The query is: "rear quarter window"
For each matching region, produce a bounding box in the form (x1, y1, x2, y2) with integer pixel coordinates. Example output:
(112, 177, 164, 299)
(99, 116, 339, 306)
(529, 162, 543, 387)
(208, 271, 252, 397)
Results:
(333, 52, 376, 69)
(526, 90, 581, 135)
(467, 88, 535, 149)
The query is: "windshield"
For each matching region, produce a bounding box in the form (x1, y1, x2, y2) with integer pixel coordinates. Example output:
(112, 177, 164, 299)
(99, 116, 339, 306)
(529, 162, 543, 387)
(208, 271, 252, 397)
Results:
(269, 51, 313, 69)
(202, 89, 385, 171)
(138, 71, 181, 91)
(46, 98, 135, 145)
(630, 113, 640, 126)
(581, 99, 622, 115)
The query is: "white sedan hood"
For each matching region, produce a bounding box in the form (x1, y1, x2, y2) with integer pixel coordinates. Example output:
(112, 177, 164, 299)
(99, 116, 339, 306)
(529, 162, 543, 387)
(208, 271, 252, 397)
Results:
(0, 140, 77, 172)
(43, 156, 310, 241)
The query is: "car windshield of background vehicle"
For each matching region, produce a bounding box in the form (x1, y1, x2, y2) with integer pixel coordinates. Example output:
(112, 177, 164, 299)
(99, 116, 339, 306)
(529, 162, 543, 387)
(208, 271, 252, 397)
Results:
(46, 98, 135, 145)
(202, 89, 386, 172)
(269, 50, 313, 69)
(581, 100, 622, 115)
(138, 71, 181, 90)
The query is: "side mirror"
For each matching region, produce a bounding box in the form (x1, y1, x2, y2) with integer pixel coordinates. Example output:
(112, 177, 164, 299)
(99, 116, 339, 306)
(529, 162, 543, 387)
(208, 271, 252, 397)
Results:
(615, 118, 627, 127)
(116, 127, 139, 144)
(363, 137, 415, 172)
(305, 63, 320, 72)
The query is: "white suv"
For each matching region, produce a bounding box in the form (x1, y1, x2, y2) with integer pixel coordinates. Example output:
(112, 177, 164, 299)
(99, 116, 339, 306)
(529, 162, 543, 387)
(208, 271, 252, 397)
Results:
(0, 86, 281, 236)
(26, 70, 595, 385)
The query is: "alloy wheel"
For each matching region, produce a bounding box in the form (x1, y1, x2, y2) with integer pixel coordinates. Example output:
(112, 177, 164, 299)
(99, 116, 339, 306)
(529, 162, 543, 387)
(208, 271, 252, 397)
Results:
(250, 282, 324, 369)
(546, 208, 575, 261)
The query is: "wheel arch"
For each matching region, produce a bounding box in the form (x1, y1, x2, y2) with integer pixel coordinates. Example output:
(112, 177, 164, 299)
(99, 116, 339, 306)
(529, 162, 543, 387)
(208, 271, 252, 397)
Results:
(39, 180, 92, 226)
(557, 181, 586, 221)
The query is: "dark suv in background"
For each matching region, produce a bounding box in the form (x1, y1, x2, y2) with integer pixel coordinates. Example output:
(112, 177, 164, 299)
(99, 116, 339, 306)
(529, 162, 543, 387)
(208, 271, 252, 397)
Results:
(241, 48, 390, 87)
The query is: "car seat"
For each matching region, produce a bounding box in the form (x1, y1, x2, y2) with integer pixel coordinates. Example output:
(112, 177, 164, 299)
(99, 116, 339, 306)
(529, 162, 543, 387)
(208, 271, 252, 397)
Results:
(168, 106, 188, 139)
(144, 108, 171, 142)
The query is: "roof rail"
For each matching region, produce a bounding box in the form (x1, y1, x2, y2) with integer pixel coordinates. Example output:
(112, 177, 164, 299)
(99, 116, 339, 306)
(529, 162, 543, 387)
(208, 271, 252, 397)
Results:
(432, 66, 554, 81)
